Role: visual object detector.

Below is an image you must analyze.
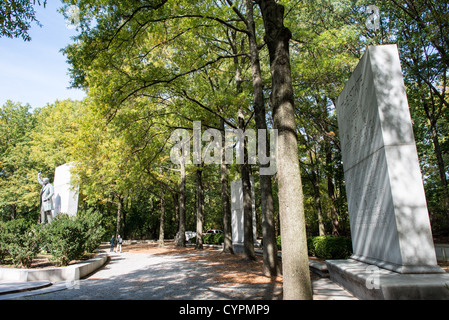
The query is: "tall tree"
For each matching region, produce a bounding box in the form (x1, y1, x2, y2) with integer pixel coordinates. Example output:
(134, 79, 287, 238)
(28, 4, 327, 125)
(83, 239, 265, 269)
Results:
(257, 0, 313, 300)
(240, 0, 280, 275)
(0, 101, 38, 220)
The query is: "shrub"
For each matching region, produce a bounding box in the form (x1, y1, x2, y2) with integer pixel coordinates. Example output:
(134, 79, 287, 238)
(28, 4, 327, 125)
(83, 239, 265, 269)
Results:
(44, 214, 86, 266)
(308, 235, 352, 259)
(0, 221, 7, 263)
(191, 233, 224, 245)
(0, 219, 42, 268)
(203, 233, 213, 244)
(275, 234, 351, 259)
(212, 233, 224, 245)
(276, 235, 282, 250)
(78, 210, 106, 253)
(0, 212, 105, 268)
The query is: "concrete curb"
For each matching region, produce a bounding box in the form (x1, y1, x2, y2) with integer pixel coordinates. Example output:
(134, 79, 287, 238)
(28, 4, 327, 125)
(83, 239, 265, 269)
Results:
(0, 281, 52, 295)
(0, 253, 108, 283)
(0, 281, 78, 300)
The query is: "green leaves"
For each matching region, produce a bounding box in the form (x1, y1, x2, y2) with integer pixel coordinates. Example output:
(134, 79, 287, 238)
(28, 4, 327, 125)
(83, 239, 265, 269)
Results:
(0, 101, 39, 219)
(0, 0, 47, 41)
(0, 219, 42, 267)
(44, 214, 88, 266)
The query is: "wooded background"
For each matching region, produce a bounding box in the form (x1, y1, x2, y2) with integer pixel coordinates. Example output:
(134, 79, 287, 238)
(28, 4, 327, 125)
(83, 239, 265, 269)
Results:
(1, 0, 448, 255)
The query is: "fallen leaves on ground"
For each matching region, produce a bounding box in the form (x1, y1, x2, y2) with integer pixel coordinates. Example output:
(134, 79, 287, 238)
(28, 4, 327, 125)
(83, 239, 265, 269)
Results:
(121, 242, 284, 286)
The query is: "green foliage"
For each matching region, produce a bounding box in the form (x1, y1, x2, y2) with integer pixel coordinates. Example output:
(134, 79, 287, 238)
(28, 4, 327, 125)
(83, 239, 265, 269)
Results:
(276, 234, 352, 259)
(0, 101, 40, 220)
(210, 233, 224, 245)
(0, 212, 105, 268)
(0, 0, 47, 41)
(0, 219, 42, 267)
(0, 222, 6, 262)
(307, 235, 352, 259)
(1, 0, 448, 261)
(43, 214, 86, 266)
(192, 233, 224, 245)
(78, 209, 106, 253)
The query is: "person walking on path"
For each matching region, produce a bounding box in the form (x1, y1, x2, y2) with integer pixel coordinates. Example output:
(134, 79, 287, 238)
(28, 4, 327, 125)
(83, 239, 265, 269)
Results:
(110, 235, 115, 252)
(116, 235, 123, 253)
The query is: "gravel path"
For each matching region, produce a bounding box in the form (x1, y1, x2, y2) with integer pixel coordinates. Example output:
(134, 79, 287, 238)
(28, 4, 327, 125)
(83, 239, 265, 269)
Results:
(21, 249, 283, 300)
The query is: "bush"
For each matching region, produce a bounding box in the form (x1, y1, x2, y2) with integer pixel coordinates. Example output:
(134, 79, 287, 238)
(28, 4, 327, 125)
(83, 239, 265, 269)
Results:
(78, 210, 106, 253)
(0, 212, 105, 268)
(275, 234, 352, 259)
(0, 221, 8, 263)
(211, 233, 224, 245)
(44, 214, 86, 266)
(308, 235, 352, 259)
(0, 219, 42, 268)
(203, 233, 213, 244)
(276, 235, 282, 250)
(192, 233, 224, 245)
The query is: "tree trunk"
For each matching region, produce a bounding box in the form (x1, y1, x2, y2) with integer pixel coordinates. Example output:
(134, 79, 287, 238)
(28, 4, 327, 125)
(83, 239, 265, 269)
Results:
(11, 204, 16, 220)
(122, 195, 128, 239)
(159, 182, 165, 247)
(196, 165, 204, 249)
(239, 111, 256, 261)
(322, 121, 340, 236)
(430, 121, 449, 191)
(309, 151, 325, 236)
(258, 0, 313, 300)
(421, 95, 449, 226)
(115, 195, 122, 240)
(220, 119, 234, 254)
(324, 140, 339, 235)
(177, 160, 186, 247)
(245, 0, 280, 276)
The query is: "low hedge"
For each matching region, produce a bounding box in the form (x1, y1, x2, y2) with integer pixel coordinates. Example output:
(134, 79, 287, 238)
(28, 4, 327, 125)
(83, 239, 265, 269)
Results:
(276, 234, 352, 259)
(0, 211, 105, 267)
(307, 235, 352, 259)
(191, 233, 224, 245)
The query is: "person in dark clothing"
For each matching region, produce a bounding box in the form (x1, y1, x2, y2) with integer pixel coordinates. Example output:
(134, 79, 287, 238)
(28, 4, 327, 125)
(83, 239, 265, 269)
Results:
(110, 235, 115, 252)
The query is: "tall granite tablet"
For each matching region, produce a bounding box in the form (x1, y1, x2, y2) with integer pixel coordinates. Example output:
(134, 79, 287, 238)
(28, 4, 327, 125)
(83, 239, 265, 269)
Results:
(53, 163, 79, 217)
(336, 45, 442, 274)
(230, 178, 257, 252)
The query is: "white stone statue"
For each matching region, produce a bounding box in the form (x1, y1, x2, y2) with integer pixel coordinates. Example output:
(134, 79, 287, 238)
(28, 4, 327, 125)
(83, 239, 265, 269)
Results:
(38, 172, 54, 224)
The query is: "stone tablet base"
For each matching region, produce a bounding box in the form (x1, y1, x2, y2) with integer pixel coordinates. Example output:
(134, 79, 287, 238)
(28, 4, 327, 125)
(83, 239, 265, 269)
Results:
(326, 259, 449, 300)
(350, 254, 445, 274)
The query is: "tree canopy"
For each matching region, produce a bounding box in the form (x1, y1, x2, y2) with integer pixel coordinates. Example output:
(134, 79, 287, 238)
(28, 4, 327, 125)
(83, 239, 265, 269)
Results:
(1, 0, 448, 300)
(0, 0, 47, 41)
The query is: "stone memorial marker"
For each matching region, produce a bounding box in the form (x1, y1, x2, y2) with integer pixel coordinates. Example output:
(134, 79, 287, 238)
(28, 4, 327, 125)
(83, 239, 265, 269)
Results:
(325, 44, 449, 300)
(334, 44, 442, 274)
(53, 163, 79, 217)
(231, 178, 257, 252)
